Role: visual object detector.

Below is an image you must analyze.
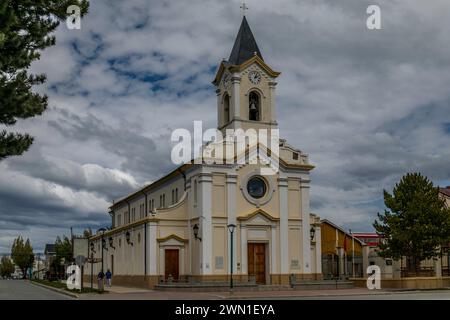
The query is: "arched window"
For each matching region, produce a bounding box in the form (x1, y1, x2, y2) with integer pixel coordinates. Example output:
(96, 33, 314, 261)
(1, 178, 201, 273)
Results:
(223, 94, 230, 124)
(249, 91, 260, 121)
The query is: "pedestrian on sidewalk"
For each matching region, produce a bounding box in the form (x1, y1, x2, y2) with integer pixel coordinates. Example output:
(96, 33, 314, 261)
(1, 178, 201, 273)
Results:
(105, 269, 112, 287)
(97, 270, 105, 292)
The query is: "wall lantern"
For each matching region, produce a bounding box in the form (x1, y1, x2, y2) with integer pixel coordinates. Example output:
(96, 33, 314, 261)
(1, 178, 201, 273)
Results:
(126, 230, 133, 246)
(109, 237, 115, 250)
(90, 241, 95, 253)
(193, 224, 202, 241)
(102, 237, 108, 251)
(310, 226, 316, 241)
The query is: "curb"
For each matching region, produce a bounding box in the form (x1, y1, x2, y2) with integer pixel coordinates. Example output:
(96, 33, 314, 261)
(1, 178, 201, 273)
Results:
(29, 280, 79, 299)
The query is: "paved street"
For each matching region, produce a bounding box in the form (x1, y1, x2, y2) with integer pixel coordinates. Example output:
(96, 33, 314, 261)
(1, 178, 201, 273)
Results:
(0, 280, 72, 300)
(1, 280, 450, 300)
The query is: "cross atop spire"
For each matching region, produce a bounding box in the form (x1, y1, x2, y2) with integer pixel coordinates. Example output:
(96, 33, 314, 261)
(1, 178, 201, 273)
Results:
(240, 2, 249, 16)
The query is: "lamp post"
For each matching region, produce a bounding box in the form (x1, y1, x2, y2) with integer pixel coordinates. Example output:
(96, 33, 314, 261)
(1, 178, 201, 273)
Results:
(98, 228, 107, 274)
(89, 241, 95, 290)
(227, 224, 236, 291)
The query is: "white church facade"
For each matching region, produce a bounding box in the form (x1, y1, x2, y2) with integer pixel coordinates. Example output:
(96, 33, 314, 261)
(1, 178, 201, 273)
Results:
(88, 16, 322, 288)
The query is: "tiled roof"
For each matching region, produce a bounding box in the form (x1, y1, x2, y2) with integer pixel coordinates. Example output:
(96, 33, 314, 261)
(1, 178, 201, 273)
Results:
(440, 187, 450, 197)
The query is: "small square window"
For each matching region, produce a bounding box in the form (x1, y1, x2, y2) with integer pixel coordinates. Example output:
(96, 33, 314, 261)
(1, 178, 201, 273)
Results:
(293, 152, 299, 160)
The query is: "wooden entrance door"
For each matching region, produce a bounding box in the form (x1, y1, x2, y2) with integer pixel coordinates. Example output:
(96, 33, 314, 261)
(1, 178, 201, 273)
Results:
(248, 243, 266, 284)
(165, 249, 179, 280)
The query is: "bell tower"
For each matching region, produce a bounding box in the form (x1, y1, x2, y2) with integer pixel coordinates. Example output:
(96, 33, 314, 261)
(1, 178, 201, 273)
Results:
(213, 16, 281, 134)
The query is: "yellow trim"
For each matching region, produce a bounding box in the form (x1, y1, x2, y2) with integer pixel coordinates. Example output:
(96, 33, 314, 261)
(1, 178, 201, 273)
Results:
(157, 234, 188, 243)
(89, 217, 159, 241)
(237, 209, 279, 222)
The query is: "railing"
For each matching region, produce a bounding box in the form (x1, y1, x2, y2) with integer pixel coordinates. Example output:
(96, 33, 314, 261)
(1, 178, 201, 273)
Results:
(401, 267, 435, 277)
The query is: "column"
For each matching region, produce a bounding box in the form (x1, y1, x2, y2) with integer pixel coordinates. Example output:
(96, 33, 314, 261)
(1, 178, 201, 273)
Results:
(315, 224, 322, 276)
(268, 81, 278, 124)
(240, 224, 247, 275)
(216, 89, 222, 127)
(300, 180, 311, 273)
(435, 253, 442, 277)
(226, 174, 238, 273)
(278, 177, 289, 274)
(231, 75, 241, 122)
(148, 222, 158, 275)
(199, 173, 213, 275)
(271, 225, 278, 275)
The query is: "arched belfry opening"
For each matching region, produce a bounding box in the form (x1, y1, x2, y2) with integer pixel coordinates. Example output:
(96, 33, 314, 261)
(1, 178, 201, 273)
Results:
(223, 94, 230, 124)
(249, 91, 260, 121)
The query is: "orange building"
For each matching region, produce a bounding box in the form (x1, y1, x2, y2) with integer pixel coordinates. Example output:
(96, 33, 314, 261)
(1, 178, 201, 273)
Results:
(320, 219, 367, 279)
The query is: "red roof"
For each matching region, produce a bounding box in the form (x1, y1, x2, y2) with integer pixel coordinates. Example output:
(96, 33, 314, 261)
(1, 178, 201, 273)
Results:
(440, 187, 450, 197)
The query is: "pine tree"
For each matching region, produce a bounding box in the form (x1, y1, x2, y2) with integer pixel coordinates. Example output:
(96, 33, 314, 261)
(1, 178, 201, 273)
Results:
(0, 0, 89, 160)
(11, 236, 34, 278)
(0, 256, 15, 278)
(373, 172, 450, 272)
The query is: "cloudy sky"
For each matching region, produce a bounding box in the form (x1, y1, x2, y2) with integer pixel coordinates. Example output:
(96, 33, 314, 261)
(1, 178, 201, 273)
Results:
(1, 0, 450, 253)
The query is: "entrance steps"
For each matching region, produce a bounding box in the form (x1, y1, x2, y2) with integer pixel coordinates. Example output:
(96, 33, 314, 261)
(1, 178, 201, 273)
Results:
(154, 280, 354, 292)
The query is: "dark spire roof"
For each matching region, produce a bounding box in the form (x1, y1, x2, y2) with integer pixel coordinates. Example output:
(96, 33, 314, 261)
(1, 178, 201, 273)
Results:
(228, 16, 263, 65)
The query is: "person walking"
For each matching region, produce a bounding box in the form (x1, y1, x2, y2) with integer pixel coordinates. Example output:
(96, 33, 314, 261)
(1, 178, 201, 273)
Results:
(105, 269, 112, 287)
(97, 270, 105, 292)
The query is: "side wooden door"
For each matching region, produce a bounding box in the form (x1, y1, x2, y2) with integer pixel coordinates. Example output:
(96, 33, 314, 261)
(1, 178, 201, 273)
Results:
(248, 243, 266, 284)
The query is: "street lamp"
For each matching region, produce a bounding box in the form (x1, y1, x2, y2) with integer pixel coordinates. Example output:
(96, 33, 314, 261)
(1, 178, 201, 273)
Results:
(310, 226, 316, 241)
(193, 224, 202, 241)
(98, 228, 107, 274)
(89, 241, 95, 289)
(126, 230, 133, 246)
(227, 224, 236, 291)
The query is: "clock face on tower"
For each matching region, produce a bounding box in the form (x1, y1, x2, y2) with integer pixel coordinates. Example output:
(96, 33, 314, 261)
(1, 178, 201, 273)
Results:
(248, 71, 262, 85)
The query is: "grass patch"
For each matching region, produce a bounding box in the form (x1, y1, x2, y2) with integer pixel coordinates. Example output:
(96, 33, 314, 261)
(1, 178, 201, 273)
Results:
(31, 279, 107, 294)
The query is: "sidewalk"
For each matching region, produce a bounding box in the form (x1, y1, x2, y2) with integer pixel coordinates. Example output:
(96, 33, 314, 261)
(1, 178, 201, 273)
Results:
(80, 283, 394, 300)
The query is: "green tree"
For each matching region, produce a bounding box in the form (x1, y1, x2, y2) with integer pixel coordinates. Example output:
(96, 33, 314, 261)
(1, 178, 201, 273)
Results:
(0, 256, 15, 278)
(11, 236, 34, 278)
(373, 172, 450, 272)
(0, 0, 89, 160)
(52, 235, 72, 274)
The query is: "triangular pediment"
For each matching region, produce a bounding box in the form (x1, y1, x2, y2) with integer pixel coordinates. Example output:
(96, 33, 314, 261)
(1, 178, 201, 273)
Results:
(237, 209, 279, 223)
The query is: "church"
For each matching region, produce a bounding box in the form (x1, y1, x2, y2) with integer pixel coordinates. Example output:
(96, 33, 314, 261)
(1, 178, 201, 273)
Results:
(87, 16, 322, 288)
